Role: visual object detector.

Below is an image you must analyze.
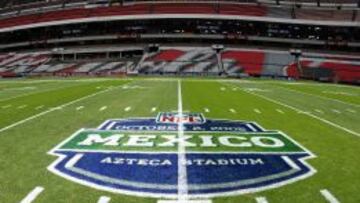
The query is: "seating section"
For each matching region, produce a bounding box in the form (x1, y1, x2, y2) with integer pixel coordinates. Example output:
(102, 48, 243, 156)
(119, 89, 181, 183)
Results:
(0, 53, 50, 76)
(3, 2, 357, 30)
(139, 48, 219, 74)
(286, 58, 360, 83)
(0, 49, 358, 83)
(221, 50, 265, 75)
(294, 9, 354, 21)
(0, 53, 134, 76)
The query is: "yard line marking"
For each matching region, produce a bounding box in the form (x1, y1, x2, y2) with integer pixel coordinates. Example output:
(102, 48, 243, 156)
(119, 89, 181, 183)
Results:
(331, 109, 341, 114)
(229, 108, 236, 113)
(275, 85, 360, 108)
(20, 186, 44, 203)
(346, 108, 356, 113)
(204, 108, 210, 113)
(315, 109, 324, 114)
(35, 105, 44, 110)
(18, 105, 27, 109)
(97, 196, 111, 203)
(320, 189, 340, 203)
(276, 109, 284, 114)
(177, 80, 188, 201)
(76, 106, 84, 111)
(99, 106, 107, 111)
(0, 83, 131, 133)
(124, 106, 132, 112)
(256, 196, 269, 203)
(2, 104, 11, 109)
(151, 107, 157, 112)
(254, 108, 262, 114)
(228, 83, 360, 137)
(158, 200, 212, 203)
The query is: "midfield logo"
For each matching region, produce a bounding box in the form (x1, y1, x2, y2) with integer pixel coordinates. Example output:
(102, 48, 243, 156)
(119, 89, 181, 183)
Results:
(48, 112, 316, 198)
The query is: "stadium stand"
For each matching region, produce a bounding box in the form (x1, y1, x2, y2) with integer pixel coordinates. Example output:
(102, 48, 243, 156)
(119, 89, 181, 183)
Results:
(0, 1, 358, 84)
(0, 47, 358, 83)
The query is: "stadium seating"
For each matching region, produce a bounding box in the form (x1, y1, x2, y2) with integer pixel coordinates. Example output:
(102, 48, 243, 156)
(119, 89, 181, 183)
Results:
(286, 59, 360, 83)
(0, 2, 358, 30)
(221, 50, 265, 75)
(0, 48, 358, 83)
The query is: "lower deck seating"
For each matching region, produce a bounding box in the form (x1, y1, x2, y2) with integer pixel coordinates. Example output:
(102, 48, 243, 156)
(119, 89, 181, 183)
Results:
(0, 48, 358, 83)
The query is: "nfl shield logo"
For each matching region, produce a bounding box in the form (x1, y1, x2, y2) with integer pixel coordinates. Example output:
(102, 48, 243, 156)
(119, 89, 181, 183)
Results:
(156, 112, 206, 124)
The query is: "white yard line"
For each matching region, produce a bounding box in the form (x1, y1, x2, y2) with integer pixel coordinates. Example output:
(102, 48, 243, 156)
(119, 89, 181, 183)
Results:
(276, 109, 284, 114)
(0, 84, 127, 133)
(254, 108, 262, 114)
(124, 106, 132, 112)
(227, 83, 360, 137)
(76, 106, 84, 111)
(97, 196, 111, 203)
(320, 189, 340, 203)
(275, 85, 360, 108)
(229, 108, 236, 113)
(255, 196, 269, 203)
(177, 80, 188, 202)
(99, 106, 108, 111)
(204, 108, 210, 113)
(151, 107, 157, 112)
(20, 186, 44, 203)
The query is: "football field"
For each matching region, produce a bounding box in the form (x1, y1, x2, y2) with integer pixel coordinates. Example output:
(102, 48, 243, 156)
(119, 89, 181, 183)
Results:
(0, 77, 359, 203)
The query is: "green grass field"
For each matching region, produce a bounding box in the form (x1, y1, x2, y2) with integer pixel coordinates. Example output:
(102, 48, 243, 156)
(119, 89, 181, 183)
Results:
(0, 77, 359, 203)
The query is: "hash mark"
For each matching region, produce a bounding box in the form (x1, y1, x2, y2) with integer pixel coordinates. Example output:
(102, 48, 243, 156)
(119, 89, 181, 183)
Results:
(276, 109, 284, 114)
(2, 104, 11, 109)
(255, 197, 268, 203)
(125, 106, 131, 112)
(254, 109, 261, 114)
(99, 106, 107, 111)
(18, 105, 27, 109)
(97, 196, 111, 203)
(76, 106, 84, 111)
(35, 105, 44, 110)
(346, 108, 356, 113)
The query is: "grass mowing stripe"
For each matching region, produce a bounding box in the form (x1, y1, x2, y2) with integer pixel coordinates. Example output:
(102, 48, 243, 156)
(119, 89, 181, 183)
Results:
(20, 186, 44, 203)
(177, 80, 188, 201)
(0, 83, 129, 133)
(224, 82, 360, 138)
